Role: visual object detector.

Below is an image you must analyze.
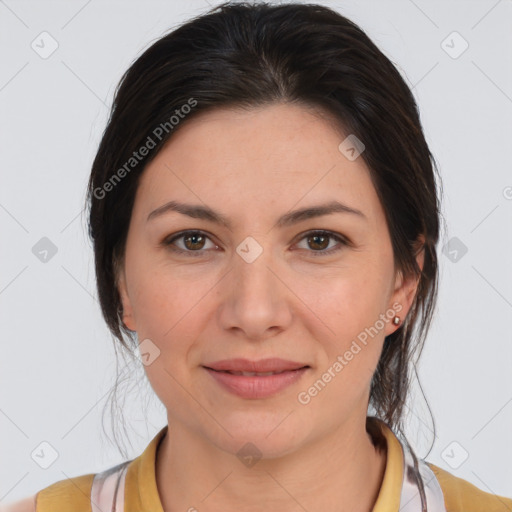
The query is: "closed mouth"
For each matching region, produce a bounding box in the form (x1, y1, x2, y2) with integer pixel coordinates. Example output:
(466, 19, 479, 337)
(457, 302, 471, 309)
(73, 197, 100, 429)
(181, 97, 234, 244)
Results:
(205, 367, 309, 376)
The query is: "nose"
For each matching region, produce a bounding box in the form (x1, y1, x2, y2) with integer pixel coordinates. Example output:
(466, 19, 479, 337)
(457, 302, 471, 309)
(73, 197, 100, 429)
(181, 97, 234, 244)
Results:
(217, 239, 293, 342)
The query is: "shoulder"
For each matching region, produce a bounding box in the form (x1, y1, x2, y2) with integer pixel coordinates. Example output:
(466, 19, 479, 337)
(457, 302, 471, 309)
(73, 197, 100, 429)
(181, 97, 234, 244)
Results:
(0, 494, 37, 512)
(427, 462, 512, 512)
(1, 473, 95, 512)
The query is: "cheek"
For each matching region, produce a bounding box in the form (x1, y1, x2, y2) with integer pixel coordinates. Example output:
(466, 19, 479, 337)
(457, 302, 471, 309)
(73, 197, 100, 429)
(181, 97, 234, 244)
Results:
(128, 262, 214, 338)
(297, 264, 390, 339)
(126, 266, 220, 389)
(297, 278, 386, 413)
(127, 269, 211, 413)
(293, 265, 389, 392)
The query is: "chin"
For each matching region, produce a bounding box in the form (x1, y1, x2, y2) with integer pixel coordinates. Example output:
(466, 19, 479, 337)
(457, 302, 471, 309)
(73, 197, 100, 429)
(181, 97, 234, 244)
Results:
(203, 412, 309, 461)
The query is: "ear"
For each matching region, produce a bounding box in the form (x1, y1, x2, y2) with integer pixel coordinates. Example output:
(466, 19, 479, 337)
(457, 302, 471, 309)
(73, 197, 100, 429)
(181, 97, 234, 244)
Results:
(117, 263, 137, 332)
(386, 235, 425, 335)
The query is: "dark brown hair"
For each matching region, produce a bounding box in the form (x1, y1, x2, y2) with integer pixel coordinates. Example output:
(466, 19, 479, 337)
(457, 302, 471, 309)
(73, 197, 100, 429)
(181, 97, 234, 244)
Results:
(86, 1, 445, 457)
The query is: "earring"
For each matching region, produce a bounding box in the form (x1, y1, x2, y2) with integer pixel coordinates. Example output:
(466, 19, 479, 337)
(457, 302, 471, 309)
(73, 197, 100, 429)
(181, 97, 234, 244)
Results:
(393, 316, 401, 326)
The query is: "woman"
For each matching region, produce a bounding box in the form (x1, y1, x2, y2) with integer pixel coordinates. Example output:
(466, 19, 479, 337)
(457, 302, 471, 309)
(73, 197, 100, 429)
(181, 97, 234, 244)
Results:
(4, 2, 511, 511)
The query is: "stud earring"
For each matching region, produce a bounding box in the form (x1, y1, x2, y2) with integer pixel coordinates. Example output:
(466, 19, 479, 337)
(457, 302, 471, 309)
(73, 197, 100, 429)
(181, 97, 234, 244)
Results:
(393, 316, 401, 326)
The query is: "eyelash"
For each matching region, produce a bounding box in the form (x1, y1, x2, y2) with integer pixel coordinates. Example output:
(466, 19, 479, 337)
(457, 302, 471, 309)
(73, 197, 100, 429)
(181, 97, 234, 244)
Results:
(162, 230, 349, 258)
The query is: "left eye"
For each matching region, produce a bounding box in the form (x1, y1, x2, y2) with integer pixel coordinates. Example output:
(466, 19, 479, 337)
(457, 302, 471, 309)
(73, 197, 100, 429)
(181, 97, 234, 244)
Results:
(163, 230, 347, 257)
(294, 230, 347, 256)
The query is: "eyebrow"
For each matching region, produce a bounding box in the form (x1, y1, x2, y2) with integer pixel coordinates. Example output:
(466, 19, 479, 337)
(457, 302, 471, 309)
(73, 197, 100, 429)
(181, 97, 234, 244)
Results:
(146, 199, 367, 229)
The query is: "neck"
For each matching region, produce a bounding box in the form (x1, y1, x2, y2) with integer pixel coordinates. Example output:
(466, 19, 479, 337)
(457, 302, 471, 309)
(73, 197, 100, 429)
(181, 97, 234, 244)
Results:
(155, 416, 387, 512)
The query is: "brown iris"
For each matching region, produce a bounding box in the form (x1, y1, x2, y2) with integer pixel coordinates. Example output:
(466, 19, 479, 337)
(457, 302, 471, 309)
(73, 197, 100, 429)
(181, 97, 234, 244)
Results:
(183, 233, 206, 251)
(307, 233, 330, 251)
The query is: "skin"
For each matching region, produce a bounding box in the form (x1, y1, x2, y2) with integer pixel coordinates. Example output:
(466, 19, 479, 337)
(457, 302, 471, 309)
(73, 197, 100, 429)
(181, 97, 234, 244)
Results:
(117, 102, 424, 512)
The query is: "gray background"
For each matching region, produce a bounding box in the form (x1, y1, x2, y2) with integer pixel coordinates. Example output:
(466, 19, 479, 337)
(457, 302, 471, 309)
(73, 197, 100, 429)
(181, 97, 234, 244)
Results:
(1, 0, 511, 504)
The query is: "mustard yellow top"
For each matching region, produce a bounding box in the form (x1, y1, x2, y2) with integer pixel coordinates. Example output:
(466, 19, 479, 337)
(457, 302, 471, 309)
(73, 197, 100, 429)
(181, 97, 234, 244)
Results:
(32, 421, 512, 512)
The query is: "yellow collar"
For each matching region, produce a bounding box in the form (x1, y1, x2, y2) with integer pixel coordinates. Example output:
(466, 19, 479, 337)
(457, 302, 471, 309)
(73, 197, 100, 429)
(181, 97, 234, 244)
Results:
(124, 418, 403, 512)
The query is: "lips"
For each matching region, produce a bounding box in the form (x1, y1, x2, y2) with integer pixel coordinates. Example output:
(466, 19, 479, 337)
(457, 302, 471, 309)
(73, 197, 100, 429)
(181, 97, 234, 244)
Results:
(203, 357, 309, 374)
(214, 370, 292, 377)
(203, 360, 310, 399)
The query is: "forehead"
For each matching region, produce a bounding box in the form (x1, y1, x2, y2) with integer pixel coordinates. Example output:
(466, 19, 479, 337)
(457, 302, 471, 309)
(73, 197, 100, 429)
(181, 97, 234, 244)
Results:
(134, 103, 384, 231)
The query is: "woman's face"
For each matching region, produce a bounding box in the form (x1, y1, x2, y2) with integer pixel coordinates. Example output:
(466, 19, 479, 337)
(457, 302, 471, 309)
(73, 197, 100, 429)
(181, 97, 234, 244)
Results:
(118, 103, 422, 457)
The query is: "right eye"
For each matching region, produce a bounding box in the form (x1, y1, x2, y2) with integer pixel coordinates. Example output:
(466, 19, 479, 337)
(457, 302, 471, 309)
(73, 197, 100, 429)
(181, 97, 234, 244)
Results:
(162, 230, 219, 257)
